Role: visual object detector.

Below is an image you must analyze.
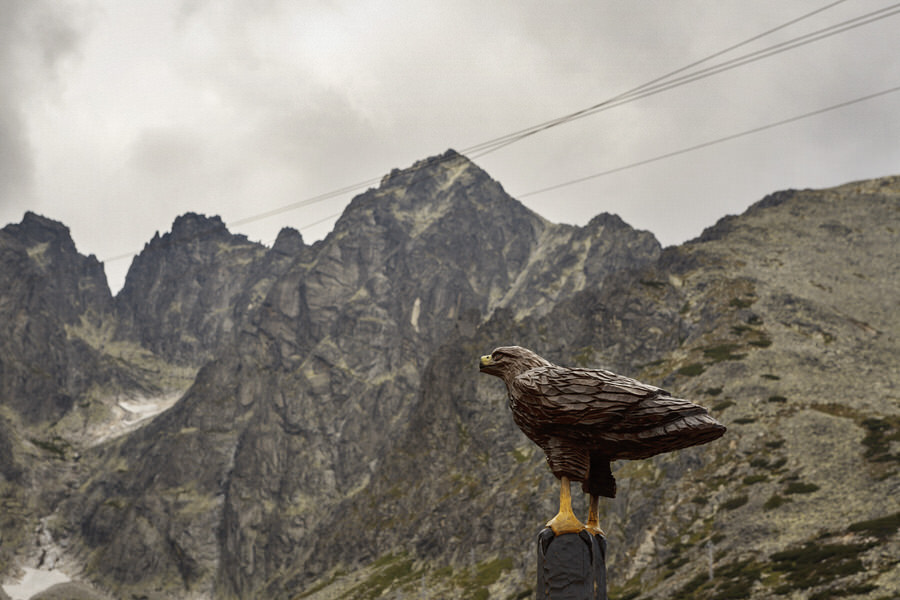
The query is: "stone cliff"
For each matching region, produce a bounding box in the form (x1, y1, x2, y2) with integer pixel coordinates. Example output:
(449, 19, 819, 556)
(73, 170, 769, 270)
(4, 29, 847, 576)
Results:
(114, 213, 298, 366)
(51, 150, 661, 599)
(0, 152, 897, 599)
(0, 213, 113, 425)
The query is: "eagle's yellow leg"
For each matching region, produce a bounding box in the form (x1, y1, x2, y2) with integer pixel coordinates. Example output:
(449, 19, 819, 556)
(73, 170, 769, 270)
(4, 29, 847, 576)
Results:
(546, 476, 584, 535)
(584, 494, 605, 536)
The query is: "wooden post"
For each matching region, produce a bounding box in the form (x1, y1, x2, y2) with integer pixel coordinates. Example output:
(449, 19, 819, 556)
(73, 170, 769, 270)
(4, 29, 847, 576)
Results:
(536, 528, 607, 599)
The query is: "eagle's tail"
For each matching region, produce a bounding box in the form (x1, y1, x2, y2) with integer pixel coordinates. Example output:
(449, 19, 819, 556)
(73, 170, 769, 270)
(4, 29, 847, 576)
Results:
(609, 394, 727, 460)
(638, 395, 725, 441)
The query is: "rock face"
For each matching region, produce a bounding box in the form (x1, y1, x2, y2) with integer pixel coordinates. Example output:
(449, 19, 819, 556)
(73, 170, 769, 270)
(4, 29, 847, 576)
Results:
(115, 213, 281, 365)
(0, 213, 113, 576)
(1, 152, 898, 600)
(0, 213, 113, 424)
(53, 150, 662, 598)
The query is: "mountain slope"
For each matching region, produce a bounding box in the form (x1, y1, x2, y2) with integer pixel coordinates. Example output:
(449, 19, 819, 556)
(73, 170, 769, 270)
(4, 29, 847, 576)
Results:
(1, 156, 896, 600)
(50, 150, 660, 598)
(271, 175, 900, 599)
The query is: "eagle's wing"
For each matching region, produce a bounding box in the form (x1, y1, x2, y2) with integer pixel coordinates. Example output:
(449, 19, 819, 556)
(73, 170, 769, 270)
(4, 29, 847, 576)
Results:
(511, 365, 663, 427)
(512, 365, 724, 453)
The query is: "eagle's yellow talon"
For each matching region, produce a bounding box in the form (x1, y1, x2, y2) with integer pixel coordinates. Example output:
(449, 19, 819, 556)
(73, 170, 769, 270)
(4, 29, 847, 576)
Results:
(546, 513, 584, 535)
(546, 476, 584, 536)
(584, 494, 605, 536)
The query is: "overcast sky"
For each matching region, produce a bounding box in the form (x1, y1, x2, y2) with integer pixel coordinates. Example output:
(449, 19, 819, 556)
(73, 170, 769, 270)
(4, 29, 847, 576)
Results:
(2, 0, 899, 293)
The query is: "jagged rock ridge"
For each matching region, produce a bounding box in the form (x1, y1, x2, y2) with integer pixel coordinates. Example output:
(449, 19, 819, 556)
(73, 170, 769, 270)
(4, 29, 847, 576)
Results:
(0, 153, 897, 600)
(50, 150, 661, 598)
(115, 213, 296, 366)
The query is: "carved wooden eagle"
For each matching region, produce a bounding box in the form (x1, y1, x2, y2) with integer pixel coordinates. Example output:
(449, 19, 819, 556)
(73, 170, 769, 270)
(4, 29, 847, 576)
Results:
(479, 345, 726, 535)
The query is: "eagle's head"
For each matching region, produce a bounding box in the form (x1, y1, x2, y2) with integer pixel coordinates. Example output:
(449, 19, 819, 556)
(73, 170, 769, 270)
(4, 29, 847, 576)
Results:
(479, 346, 552, 382)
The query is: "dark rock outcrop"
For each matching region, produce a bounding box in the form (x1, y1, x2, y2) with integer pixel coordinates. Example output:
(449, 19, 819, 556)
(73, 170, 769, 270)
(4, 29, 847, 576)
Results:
(115, 213, 280, 365)
(0, 212, 113, 424)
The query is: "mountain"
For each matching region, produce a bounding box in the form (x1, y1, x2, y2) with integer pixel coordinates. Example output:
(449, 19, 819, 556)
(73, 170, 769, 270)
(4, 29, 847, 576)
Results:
(1, 151, 897, 600)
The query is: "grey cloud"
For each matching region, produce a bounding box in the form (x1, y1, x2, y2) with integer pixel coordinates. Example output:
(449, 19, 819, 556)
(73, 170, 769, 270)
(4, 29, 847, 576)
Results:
(129, 127, 207, 180)
(0, 0, 85, 207)
(0, 107, 33, 207)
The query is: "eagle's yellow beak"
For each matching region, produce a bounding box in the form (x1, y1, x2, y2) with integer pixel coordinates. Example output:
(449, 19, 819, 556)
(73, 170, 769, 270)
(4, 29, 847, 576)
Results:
(479, 354, 494, 369)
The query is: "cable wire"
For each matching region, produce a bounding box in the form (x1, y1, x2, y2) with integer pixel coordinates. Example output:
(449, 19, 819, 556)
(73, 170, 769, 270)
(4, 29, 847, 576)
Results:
(102, 1, 897, 263)
(466, 1, 900, 159)
(218, 0, 873, 238)
(517, 84, 900, 199)
(462, 0, 853, 156)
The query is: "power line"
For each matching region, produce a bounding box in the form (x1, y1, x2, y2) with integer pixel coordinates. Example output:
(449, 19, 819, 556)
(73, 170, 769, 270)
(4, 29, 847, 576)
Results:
(101, 83, 900, 264)
(518, 84, 900, 199)
(229, 0, 900, 237)
(102, 1, 896, 263)
(107, 81, 899, 263)
(466, 1, 900, 158)
(270, 83, 900, 235)
(217, 0, 871, 237)
(227, 178, 383, 229)
(464, 0, 854, 156)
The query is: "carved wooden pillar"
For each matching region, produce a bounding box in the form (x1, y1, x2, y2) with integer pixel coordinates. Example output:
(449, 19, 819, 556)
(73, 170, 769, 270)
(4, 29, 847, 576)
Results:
(536, 529, 607, 600)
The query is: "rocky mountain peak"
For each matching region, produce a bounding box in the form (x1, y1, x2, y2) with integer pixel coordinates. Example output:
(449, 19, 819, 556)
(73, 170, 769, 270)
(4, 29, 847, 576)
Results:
(38, 151, 668, 599)
(585, 211, 630, 230)
(0, 213, 114, 427)
(337, 149, 535, 238)
(271, 227, 304, 256)
(170, 211, 227, 234)
(0, 212, 112, 320)
(6, 211, 79, 251)
(115, 213, 268, 365)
